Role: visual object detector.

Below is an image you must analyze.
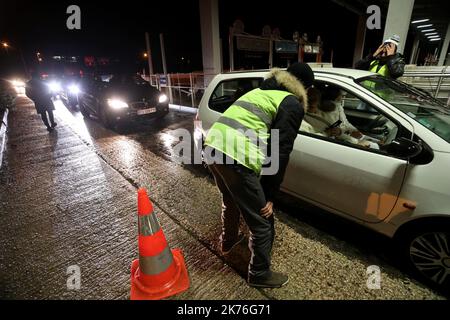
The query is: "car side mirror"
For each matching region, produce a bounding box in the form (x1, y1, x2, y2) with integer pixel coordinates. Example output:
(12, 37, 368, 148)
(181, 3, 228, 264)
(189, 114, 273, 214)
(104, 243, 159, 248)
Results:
(383, 137, 422, 159)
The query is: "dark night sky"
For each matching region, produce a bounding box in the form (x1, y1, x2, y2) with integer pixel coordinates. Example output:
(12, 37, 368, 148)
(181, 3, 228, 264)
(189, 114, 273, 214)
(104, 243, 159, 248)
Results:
(0, 0, 379, 77)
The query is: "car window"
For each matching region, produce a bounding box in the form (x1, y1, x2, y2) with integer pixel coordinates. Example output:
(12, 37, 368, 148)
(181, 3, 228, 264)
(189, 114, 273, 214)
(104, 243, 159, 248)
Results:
(300, 81, 403, 156)
(342, 92, 378, 114)
(209, 78, 262, 113)
(357, 76, 450, 144)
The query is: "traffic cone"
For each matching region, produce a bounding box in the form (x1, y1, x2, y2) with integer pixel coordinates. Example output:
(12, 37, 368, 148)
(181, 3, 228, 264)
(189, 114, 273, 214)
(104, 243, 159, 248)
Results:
(130, 188, 190, 300)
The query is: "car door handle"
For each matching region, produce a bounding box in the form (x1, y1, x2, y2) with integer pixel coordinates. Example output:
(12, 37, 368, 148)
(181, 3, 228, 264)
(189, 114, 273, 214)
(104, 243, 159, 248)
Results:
(403, 202, 416, 210)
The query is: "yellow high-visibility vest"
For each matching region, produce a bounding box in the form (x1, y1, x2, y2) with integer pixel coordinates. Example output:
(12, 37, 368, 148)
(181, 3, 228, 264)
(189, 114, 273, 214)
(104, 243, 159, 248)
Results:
(205, 88, 293, 174)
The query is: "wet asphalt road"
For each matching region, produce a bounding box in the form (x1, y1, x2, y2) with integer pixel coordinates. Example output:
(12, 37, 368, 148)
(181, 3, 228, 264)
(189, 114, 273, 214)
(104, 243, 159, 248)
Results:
(0, 97, 446, 299)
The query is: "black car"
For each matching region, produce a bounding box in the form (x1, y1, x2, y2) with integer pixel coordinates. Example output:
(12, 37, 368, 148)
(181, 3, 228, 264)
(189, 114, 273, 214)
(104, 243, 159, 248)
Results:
(79, 73, 169, 129)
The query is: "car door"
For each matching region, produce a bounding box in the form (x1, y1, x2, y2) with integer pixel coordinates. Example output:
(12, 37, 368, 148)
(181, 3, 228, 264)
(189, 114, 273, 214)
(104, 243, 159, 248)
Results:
(280, 78, 415, 223)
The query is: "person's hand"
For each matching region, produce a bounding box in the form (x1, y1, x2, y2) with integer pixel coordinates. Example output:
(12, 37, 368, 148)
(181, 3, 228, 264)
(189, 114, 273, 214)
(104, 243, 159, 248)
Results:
(326, 127, 342, 137)
(373, 44, 386, 57)
(357, 141, 371, 149)
(351, 131, 363, 139)
(260, 201, 273, 218)
(385, 43, 396, 56)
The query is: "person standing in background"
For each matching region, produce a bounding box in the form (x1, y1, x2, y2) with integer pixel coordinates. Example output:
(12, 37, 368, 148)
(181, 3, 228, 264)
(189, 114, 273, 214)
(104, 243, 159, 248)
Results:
(355, 35, 405, 79)
(26, 71, 57, 132)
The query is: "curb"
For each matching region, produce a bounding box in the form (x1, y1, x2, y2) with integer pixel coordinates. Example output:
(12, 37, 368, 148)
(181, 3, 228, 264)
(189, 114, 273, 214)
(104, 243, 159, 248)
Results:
(0, 108, 9, 168)
(169, 104, 198, 114)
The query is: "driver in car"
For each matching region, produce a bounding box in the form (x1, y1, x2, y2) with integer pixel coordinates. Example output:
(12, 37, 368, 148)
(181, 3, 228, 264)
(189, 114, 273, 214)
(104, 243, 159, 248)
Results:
(308, 86, 380, 149)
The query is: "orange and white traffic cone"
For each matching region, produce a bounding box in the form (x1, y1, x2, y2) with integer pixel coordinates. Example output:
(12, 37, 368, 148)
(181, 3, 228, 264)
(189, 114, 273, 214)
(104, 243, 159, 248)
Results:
(130, 188, 190, 300)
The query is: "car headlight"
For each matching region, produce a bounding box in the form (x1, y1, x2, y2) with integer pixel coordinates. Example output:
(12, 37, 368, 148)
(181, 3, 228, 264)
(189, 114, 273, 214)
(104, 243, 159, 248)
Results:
(68, 84, 80, 95)
(48, 81, 62, 93)
(107, 99, 128, 109)
(158, 94, 168, 104)
(11, 79, 25, 87)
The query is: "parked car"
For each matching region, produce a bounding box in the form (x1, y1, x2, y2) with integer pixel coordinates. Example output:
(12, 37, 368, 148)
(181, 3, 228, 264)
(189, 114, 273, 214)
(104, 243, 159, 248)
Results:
(78, 73, 169, 129)
(195, 67, 450, 291)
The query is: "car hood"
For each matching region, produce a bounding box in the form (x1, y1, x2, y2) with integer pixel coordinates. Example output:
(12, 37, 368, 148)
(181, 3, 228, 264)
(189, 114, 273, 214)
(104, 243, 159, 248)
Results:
(104, 84, 161, 102)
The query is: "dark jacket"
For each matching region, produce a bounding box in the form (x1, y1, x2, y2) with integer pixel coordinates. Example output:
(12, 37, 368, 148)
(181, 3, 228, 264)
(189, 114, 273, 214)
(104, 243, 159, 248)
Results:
(26, 78, 54, 114)
(259, 69, 307, 202)
(355, 52, 405, 79)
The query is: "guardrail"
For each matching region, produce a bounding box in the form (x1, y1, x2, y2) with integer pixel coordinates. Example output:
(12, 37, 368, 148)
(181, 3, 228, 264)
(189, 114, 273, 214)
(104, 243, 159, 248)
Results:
(0, 80, 19, 168)
(142, 73, 213, 108)
(0, 108, 9, 168)
(400, 66, 450, 104)
(143, 65, 450, 109)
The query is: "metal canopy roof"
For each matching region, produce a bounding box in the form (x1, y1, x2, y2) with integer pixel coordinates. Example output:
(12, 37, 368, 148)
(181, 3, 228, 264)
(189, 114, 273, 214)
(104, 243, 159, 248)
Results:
(333, 0, 450, 43)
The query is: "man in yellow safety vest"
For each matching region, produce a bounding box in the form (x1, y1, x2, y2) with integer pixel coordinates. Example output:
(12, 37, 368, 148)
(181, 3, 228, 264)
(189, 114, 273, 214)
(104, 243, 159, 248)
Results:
(204, 63, 314, 288)
(355, 34, 405, 79)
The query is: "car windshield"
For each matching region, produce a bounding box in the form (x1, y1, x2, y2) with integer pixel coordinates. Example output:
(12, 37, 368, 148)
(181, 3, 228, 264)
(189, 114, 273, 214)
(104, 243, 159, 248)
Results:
(109, 74, 148, 86)
(357, 76, 450, 144)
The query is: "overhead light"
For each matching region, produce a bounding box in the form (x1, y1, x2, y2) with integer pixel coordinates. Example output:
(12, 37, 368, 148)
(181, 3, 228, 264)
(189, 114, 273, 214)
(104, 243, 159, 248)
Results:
(421, 29, 436, 32)
(417, 24, 433, 28)
(425, 33, 438, 36)
(430, 38, 441, 42)
(428, 35, 440, 38)
(412, 19, 430, 24)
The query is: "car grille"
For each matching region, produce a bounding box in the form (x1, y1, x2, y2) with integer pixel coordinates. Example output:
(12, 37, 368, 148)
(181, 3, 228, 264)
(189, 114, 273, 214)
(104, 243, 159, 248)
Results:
(129, 101, 154, 110)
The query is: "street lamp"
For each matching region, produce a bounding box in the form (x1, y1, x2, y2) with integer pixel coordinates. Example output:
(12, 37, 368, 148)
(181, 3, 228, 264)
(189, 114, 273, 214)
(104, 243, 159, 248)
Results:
(2, 42, 9, 48)
(143, 52, 148, 58)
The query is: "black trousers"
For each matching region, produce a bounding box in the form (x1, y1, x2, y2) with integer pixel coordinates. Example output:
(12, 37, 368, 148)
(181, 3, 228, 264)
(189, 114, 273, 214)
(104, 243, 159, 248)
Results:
(208, 162, 275, 278)
(40, 110, 55, 128)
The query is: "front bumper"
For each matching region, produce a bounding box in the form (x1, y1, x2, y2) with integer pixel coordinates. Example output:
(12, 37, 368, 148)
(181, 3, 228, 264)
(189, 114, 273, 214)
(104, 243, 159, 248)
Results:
(109, 104, 169, 123)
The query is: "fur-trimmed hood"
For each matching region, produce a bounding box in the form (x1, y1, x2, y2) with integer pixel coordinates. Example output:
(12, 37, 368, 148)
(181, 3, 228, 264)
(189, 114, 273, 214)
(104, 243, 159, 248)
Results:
(263, 68, 308, 108)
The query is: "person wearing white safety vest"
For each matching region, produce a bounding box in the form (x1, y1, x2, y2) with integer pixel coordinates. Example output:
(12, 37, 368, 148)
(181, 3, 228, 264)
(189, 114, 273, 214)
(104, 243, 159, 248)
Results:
(204, 63, 314, 288)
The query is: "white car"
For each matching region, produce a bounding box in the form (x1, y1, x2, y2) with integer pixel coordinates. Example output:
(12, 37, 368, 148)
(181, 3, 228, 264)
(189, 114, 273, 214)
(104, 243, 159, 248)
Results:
(195, 68, 450, 291)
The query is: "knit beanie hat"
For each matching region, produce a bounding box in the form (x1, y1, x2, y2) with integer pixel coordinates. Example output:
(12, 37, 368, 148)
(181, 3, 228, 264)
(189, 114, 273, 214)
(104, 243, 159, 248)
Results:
(384, 34, 400, 47)
(287, 62, 315, 88)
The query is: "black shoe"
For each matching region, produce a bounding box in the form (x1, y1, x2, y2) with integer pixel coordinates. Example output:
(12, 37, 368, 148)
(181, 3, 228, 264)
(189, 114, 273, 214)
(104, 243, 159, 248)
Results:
(46, 126, 53, 132)
(51, 122, 57, 128)
(221, 233, 246, 254)
(248, 271, 289, 288)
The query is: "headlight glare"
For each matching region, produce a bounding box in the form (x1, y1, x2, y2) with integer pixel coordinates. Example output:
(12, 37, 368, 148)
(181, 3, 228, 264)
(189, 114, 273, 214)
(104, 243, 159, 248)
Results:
(107, 99, 128, 109)
(48, 81, 62, 93)
(69, 84, 80, 95)
(158, 94, 168, 104)
(11, 79, 25, 87)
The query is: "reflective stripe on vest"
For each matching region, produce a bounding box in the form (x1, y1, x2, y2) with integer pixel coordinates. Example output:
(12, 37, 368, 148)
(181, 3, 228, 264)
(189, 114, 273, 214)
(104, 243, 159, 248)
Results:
(215, 117, 268, 148)
(232, 100, 272, 127)
(205, 88, 293, 174)
(370, 60, 389, 77)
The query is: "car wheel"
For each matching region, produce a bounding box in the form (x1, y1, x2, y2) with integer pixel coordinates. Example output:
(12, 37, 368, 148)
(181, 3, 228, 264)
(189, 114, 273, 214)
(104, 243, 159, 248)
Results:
(99, 106, 114, 129)
(79, 101, 90, 118)
(397, 222, 450, 292)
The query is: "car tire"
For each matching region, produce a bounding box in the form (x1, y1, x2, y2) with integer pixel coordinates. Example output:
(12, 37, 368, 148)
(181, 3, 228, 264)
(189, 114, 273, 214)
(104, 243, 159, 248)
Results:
(395, 221, 450, 293)
(79, 101, 90, 118)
